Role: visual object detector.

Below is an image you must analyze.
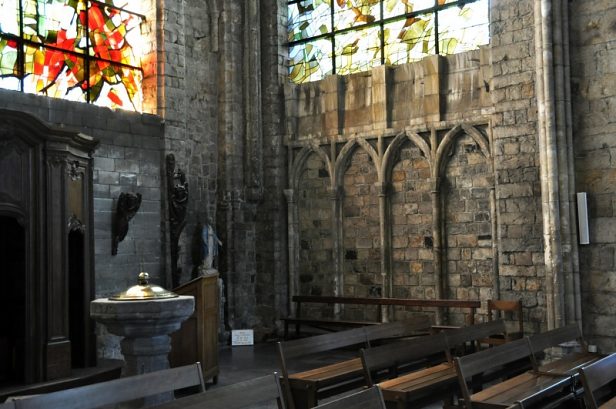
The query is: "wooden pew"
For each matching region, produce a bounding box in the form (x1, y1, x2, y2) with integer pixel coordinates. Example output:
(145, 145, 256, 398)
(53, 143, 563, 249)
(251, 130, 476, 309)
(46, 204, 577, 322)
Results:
(10, 363, 204, 409)
(277, 316, 432, 409)
(454, 338, 574, 409)
(362, 331, 452, 408)
(579, 353, 616, 409)
(283, 296, 479, 338)
(360, 320, 506, 409)
(527, 323, 604, 377)
(312, 386, 386, 409)
(149, 373, 286, 409)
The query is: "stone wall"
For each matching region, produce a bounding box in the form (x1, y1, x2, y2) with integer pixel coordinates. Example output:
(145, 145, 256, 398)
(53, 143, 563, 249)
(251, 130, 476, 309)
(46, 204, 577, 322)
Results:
(571, 1, 616, 351)
(489, 0, 544, 333)
(285, 48, 502, 324)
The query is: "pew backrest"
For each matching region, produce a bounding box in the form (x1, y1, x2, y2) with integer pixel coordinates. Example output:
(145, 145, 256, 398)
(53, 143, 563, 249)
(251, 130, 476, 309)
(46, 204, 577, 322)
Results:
(527, 323, 586, 356)
(579, 353, 616, 409)
(361, 332, 449, 386)
(363, 315, 432, 343)
(312, 386, 386, 409)
(12, 363, 204, 409)
(454, 337, 531, 406)
(278, 325, 368, 361)
(132, 373, 286, 409)
(444, 320, 506, 351)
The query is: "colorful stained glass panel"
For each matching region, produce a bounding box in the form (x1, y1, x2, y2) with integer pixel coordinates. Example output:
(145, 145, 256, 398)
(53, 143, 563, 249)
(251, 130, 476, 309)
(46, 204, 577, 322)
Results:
(383, 13, 434, 65)
(0, 0, 20, 35)
(87, 2, 142, 66)
(22, 0, 84, 48)
(334, 0, 381, 31)
(0, 36, 20, 90)
(288, 0, 331, 42)
(334, 25, 381, 76)
(438, 0, 488, 54)
(383, 0, 435, 19)
(289, 38, 332, 84)
(22, 43, 86, 100)
(89, 60, 142, 111)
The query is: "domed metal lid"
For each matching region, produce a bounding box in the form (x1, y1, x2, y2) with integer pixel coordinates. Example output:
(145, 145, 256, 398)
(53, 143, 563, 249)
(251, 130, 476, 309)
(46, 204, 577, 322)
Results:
(109, 272, 178, 301)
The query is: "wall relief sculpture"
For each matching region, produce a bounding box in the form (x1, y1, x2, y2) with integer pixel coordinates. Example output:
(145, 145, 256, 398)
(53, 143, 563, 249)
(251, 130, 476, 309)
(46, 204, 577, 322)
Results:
(166, 154, 189, 288)
(111, 192, 142, 255)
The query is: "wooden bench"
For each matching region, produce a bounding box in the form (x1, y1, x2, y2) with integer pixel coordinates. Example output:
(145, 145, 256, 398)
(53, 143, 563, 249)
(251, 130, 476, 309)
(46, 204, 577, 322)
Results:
(527, 323, 604, 377)
(277, 316, 432, 409)
(360, 320, 506, 409)
(149, 373, 286, 409)
(313, 386, 386, 409)
(284, 296, 480, 338)
(454, 338, 574, 409)
(579, 353, 616, 409)
(9, 363, 204, 409)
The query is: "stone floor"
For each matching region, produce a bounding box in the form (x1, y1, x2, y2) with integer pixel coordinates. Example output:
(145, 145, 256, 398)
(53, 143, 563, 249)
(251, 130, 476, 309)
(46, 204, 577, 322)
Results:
(210, 341, 444, 408)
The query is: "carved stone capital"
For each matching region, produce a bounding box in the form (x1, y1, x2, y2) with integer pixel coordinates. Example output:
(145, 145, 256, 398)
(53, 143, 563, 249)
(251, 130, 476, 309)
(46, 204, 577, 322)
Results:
(283, 189, 296, 203)
(374, 182, 389, 197)
(328, 187, 343, 201)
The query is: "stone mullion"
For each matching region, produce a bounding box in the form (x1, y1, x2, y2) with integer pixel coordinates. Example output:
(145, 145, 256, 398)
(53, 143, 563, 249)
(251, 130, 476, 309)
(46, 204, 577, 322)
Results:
(490, 185, 500, 300)
(330, 187, 344, 318)
(283, 189, 298, 315)
(376, 182, 391, 322)
(430, 128, 444, 325)
(431, 178, 444, 325)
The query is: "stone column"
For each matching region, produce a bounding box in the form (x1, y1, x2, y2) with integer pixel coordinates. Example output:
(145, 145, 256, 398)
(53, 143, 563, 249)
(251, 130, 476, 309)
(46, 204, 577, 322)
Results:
(330, 186, 344, 318)
(284, 188, 298, 315)
(376, 181, 391, 322)
(431, 177, 444, 325)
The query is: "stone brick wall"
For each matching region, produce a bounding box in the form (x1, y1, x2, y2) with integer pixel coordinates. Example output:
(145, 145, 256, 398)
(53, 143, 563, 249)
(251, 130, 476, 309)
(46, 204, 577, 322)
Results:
(286, 0, 546, 331)
(298, 154, 334, 297)
(489, 0, 544, 332)
(342, 149, 381, 321)
(570, 1, 616, 351)
(255, 0, 289, 337)
(443, 132, 494, 325)
(390, 145, 434, 320)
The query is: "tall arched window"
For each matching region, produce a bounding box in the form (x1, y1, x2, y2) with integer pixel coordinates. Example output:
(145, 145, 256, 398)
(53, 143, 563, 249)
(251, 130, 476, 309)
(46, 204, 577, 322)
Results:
(0, 0, 144, 111)
(288, 0, 489, 84)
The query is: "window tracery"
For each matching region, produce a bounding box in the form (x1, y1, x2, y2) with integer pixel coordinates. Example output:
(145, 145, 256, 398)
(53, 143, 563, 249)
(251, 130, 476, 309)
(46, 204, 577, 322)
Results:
(288, 0, 489, 84)
(0, 0, 144, 111)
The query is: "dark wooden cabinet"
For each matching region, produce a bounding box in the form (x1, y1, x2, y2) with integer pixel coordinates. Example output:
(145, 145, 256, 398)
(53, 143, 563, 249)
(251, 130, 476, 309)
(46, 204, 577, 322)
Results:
(170, 273, 219, 383)
(0, 110, 98, 384)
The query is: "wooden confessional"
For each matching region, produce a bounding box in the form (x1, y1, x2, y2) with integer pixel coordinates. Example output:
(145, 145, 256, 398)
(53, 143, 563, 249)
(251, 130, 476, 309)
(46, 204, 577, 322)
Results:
(0, 109, 98, 385)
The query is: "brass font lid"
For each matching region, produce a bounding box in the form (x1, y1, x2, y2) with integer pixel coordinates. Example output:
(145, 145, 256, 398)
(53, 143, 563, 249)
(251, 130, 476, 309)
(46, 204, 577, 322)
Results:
(110, 272, 178, 301)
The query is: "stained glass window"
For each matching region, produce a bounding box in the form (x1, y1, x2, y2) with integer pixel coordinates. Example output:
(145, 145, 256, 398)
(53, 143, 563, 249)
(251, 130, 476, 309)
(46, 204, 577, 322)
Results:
(288, 0, 489, 84)
(0, 0, 144, 111)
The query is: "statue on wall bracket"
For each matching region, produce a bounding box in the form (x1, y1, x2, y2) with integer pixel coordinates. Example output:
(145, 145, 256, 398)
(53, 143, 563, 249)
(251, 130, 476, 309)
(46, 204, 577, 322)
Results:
(166, 154, 189, 288)
(111, 192, 142, 255)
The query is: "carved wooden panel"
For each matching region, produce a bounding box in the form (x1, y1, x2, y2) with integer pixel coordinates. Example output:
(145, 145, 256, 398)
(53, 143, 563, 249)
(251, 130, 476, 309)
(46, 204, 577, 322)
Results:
(0, 110, 97, 384)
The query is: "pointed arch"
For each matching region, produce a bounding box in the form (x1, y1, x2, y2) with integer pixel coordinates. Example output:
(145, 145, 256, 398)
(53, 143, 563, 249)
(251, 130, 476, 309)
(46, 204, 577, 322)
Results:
(333, 138, 356, 189)
(462, 124, 491, 159)
(290, 143, 333, 192)
(382, 130, 433, 185)
(435, 123, 491, 178)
